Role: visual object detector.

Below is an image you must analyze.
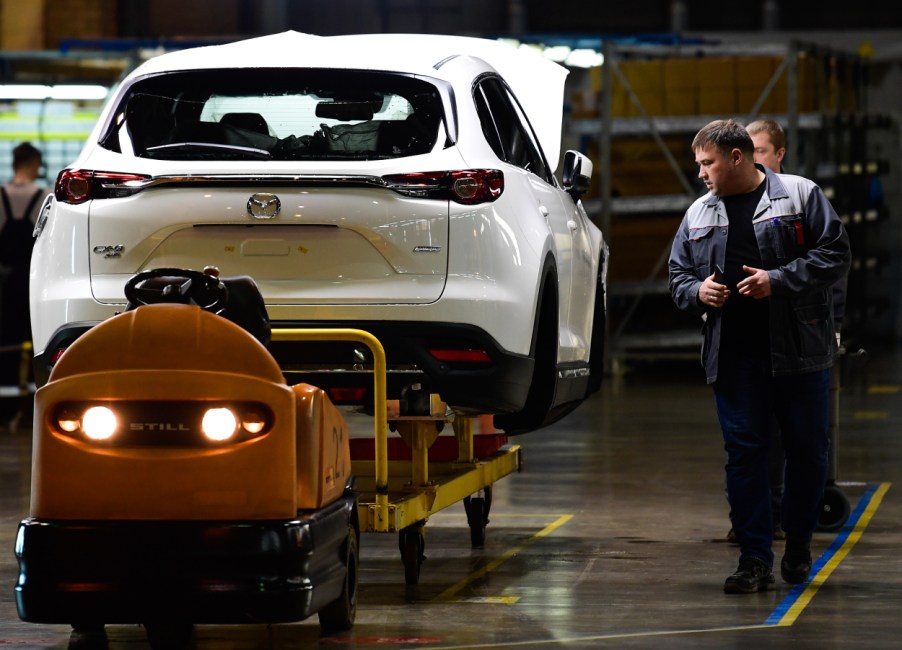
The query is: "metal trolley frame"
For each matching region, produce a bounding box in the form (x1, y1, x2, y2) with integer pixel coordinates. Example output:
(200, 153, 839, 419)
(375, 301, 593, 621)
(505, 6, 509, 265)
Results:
(271, 328, 523, 585)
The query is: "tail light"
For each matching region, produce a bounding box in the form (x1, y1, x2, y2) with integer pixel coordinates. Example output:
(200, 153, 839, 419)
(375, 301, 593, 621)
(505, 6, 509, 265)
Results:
(382, 170, 503, 205)
(327, 387, 368, 404)
(50, 346, 69, 366)
(55, 169, 151, 204)
(427, 348, 492, 365)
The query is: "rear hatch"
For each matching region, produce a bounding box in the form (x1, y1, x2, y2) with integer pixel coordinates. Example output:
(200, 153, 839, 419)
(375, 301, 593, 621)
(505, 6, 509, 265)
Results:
(84, 67, 461, 306)
(88, 180, 450, 305)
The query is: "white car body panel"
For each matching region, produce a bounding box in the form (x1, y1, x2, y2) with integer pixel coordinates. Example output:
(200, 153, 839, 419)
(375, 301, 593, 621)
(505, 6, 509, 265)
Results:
(30, 31, 606, 429)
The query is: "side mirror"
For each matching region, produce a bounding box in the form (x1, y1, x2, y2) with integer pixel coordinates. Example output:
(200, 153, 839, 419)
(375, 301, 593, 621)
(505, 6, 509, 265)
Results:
(562, 150, 593, 200)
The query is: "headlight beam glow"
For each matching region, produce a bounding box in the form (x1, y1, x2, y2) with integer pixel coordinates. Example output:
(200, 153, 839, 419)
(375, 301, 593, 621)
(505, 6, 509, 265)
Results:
(202, 407, 238, 441)
(81, 406, 117, 440)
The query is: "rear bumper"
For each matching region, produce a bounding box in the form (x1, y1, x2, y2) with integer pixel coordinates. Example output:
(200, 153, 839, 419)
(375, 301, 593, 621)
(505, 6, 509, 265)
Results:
(15, 495, 356, 625)
(270, 319, 532, 413)
(35, 320, 534, 413)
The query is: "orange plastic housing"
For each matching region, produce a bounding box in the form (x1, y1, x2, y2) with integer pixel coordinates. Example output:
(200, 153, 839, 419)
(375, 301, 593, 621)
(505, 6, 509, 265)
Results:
(293, 384, 351, 509)
(29, 304, 344, 521)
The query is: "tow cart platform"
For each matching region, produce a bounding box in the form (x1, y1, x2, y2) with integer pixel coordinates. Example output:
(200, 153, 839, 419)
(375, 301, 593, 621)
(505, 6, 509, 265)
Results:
(271, 328, 523, 585)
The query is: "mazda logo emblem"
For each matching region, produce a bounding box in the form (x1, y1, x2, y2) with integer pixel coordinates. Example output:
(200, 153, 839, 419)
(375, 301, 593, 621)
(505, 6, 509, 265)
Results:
(247, 193, 281, 219)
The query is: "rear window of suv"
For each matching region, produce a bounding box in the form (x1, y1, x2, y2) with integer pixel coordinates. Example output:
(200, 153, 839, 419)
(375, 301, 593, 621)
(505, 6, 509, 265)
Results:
(101, 69, 445, 161)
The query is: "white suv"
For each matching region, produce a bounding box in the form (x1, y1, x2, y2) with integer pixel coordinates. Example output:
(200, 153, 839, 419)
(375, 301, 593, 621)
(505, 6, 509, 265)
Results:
(31, 31, 607, 434)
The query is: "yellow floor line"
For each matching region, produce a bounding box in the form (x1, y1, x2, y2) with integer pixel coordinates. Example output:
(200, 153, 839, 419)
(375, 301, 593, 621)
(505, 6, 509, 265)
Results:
(773, 481, 891, 626)
(422, 482, 891, 648)
(419, 623, 775, 649)
(867, 385, 900, 394)
(430, 514, 572, 603)
(853, 411, 889, 419)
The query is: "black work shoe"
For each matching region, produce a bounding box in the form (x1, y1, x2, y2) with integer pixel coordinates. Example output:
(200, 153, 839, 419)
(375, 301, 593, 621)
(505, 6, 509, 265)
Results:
(781, 537, 812, 584)
(726, 527, 738, 544)
(724, 557, 776, 594)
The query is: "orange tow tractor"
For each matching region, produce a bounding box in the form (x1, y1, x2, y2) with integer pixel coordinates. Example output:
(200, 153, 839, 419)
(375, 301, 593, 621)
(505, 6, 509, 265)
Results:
(14, 268, 360, 648)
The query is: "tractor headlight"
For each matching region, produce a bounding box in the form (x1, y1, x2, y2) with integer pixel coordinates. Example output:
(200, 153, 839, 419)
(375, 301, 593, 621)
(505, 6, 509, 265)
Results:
(240, 408, 267, 434)
(202, 407, 238, 441)
(51, 400, 273, 446)
(53, 404, 119, 441)
(81, 406, 118, 440)
(56, 410, 82, 433)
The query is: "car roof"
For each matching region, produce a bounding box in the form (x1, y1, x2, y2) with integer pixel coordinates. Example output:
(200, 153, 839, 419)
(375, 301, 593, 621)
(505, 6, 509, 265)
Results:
(128, 31, 568, 172)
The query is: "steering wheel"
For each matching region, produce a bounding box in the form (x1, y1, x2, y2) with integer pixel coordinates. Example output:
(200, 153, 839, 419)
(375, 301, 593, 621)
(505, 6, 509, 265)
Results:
(124, 267, 228, 313)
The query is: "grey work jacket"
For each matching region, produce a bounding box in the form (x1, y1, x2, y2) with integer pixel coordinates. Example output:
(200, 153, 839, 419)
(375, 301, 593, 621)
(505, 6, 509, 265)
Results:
(668, 165, 851, 384)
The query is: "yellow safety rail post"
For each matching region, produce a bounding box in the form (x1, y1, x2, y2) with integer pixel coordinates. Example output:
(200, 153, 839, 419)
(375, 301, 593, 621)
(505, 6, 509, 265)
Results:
(454, 415, 475, 462)
(270, 328, 391, 532)
(395, 420, 439, 487)
(18, 340, 33, 395)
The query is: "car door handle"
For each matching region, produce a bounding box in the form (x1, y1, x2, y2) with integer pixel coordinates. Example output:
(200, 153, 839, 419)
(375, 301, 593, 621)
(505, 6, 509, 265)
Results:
(567, 220, 578, 231)
(539, 205, 549, 217)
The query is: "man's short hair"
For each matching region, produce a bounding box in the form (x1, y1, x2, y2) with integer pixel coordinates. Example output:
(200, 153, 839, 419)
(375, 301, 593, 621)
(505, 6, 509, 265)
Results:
(12, 141, 42, 170)
(692, 119, 754, 158)
(746, 119, 786, 151)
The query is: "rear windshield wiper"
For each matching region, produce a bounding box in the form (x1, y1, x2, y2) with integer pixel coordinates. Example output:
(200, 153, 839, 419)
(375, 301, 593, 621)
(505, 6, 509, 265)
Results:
(146, 142, 273, 160)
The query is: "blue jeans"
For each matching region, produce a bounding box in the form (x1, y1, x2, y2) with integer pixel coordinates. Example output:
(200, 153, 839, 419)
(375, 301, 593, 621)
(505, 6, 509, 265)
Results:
(713, 356, 830, 567)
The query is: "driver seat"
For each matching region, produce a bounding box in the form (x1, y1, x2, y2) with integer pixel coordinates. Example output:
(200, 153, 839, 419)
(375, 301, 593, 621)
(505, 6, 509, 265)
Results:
(124, 270, 271, 347)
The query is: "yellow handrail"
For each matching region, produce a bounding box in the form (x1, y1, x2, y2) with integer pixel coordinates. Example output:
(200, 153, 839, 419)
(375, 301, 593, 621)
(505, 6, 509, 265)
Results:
(269, 328, 389, 526)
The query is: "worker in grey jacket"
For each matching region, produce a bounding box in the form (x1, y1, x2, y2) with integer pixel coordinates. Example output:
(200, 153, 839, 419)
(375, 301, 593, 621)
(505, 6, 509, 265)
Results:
(668, 119, 850, 594)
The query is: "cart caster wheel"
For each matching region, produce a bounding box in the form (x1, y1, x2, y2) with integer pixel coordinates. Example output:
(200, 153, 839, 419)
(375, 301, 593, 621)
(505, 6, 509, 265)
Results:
(816, 483, 851, 532)
(144, 622, 194, 650)
(464, 487, 492, 548)
(399, 524, 425, 585)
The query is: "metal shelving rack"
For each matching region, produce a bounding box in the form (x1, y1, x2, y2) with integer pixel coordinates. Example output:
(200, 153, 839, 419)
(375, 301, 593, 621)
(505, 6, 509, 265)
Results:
(567, 39, 890, 373)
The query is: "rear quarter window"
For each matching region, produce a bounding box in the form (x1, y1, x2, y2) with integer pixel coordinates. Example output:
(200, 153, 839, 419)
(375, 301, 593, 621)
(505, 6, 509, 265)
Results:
(473, 76, 553, 184)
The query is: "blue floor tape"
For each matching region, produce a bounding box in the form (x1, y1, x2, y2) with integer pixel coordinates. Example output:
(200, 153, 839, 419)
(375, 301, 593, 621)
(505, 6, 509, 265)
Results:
(765, 482, 882, 625)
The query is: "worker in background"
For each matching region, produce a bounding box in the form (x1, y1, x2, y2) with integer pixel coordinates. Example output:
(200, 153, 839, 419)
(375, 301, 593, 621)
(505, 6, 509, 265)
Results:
(669, 119, 850, 594)
(722, 119, 789, 544)
(748, 119, 849, 334)
(0, 142, 46, 430)
(746, 117, 852, 541)
(747, 119, 786, 173)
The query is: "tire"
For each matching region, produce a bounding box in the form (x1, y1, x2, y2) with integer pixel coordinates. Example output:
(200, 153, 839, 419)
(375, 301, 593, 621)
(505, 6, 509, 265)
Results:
(318, 524, 359, 633)
(464, 496, 486, 547)
(398, 524, 425, 585)
(495, 278, 558, 435)
(816, 483, 851, 532)
(463, 486, 492, 548)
